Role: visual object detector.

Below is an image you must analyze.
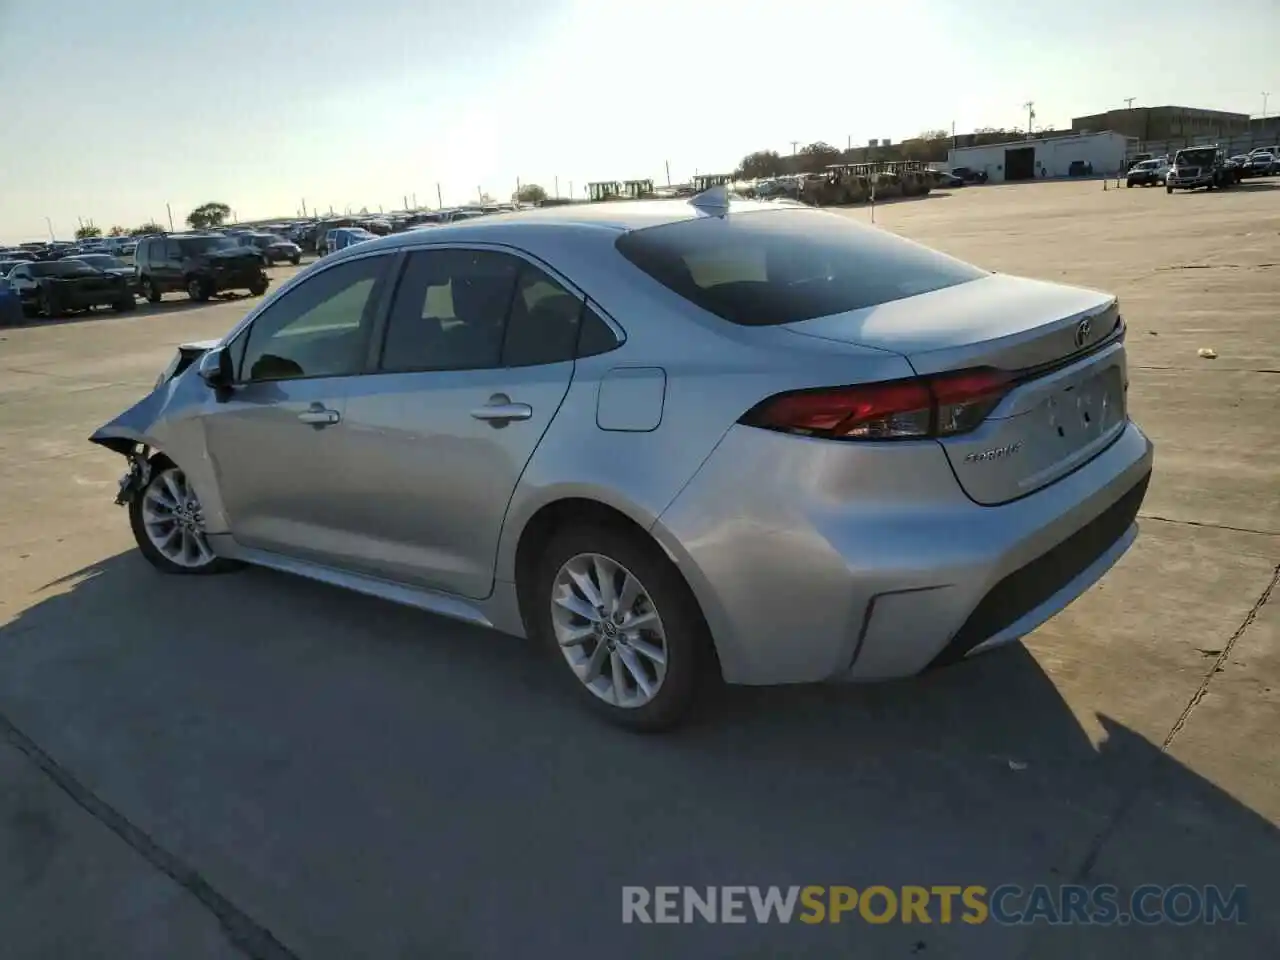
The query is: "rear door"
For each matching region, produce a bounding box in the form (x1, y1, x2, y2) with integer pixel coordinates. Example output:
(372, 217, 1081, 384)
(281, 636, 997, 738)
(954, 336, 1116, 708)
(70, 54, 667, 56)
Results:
(201, 251, 395, 563)
(337, 247, 581, 598)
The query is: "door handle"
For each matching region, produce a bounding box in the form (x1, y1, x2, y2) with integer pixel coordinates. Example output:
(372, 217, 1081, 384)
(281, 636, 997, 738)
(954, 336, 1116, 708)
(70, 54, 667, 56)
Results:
(470, 396, 533, 425)
(298, 407, 341, 426)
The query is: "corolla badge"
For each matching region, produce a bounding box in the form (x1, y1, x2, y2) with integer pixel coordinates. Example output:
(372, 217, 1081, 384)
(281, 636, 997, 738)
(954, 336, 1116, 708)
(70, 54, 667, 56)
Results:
(1074, 317, 1093, 349)
(964, 441, 1023, 464)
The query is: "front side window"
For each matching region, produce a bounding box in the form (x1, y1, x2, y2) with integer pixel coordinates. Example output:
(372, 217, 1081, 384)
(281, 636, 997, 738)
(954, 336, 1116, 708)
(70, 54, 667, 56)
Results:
(615, 208, 987, 326)
(240, 254, 390, 382)
(379, 249, 519, 373)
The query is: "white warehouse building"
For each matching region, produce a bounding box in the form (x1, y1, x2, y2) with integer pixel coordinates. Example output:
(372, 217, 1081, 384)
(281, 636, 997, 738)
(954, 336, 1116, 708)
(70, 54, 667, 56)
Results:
(947, 131, 1132, 182)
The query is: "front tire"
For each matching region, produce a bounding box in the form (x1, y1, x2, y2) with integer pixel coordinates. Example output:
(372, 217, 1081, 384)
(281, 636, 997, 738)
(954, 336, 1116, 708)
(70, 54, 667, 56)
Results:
(290, 255, 301, 266)
(128, 462, 240, 575)
(187, 277, 211, 301)
(530, 524, 710, 731)
(249, 276, 268, 296)
(1166, 185, 1173, 194)
(142, 277, 162, 303)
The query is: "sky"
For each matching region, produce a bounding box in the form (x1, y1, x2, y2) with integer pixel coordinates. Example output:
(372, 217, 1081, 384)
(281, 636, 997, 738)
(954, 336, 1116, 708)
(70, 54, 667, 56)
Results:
(1, 0, 1276, 240)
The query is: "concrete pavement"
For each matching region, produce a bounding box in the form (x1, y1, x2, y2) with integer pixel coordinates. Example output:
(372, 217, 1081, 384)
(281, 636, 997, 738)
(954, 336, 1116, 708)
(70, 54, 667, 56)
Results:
(0, 182, 1276, 958)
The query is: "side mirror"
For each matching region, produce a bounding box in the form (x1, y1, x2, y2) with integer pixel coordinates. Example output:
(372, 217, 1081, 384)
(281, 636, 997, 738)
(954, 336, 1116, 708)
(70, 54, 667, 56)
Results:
(197, 347, 234, 390)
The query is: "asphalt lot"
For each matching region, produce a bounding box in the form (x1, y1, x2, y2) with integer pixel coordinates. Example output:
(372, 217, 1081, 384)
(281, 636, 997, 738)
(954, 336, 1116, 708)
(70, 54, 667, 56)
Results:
(1, 181, 1277, 959)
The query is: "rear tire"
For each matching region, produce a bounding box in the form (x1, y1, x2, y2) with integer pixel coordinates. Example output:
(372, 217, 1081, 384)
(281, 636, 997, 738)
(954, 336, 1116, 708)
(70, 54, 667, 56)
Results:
(142, 277, 162, 303)
(528, 523, 710, 731)
(128, 460, 242, 576)
(290, 255, 301, 266)
(249, 277, 268, 296)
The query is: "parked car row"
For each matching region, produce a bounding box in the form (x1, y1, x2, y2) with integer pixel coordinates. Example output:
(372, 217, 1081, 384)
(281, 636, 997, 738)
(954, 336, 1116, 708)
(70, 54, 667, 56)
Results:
(1, 230, 275, 319)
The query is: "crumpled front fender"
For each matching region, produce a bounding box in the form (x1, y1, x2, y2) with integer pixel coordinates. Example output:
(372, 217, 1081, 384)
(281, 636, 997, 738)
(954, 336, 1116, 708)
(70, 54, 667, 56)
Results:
(86, 371, 232, 534)
(88, 386, 172, 457)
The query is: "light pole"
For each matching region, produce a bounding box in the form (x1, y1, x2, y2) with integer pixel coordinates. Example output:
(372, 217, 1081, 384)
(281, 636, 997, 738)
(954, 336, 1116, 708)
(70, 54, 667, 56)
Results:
(45, 217, 54, 240)
(1023, 101, 1035, 137)
(1263, 92, 1271, 120)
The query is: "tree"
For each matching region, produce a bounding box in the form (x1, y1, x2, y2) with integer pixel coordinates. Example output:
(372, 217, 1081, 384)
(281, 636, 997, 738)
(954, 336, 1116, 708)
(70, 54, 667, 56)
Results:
(797, 141, 842, 173)
(903, 129, 952, 162)
(75, 223, 102, 240)
(130, 222, 166, 236)
(736, 150, 784, 179)
(186, 202, 232, 230)
(514, 183, 548, 203)
(108, 225, 128, 237)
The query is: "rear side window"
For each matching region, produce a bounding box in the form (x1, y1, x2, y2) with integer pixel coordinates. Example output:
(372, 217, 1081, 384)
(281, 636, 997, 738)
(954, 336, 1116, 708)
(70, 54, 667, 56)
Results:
(614, 209, 986, 326)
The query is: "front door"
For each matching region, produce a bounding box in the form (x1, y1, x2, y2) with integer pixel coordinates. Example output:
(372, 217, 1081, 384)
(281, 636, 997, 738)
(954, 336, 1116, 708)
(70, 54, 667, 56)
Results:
(339, 248, 584, 599)
(202, 252, 394, 565)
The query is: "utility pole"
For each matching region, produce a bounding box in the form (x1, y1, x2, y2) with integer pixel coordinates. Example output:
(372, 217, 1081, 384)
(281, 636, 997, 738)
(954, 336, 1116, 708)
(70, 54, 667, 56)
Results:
(45, 217, 54, 240)
(1123, 97, 1135, 111)
(555, 175, 560, 198)
(437, 183, 443, 209)
(166, 203, 174, 232)
(665, 160, 671, 186)
(516, 176, 521, 202)
(1023, 101, 1035, 138)
(951, 120, 956, 151)
(790, 140, 800, 156)
(301, 199, 307, 217)
(412, 193, 417, 209)
(568, 180, 573, 200)
(1264, 92, 1271, 120)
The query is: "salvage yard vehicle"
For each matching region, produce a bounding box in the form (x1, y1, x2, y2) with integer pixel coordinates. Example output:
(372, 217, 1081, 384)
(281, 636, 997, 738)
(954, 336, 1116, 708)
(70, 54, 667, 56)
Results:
(135, 233, 270, 302)
(1166, 146, 1239, 192)
(90, 189, 1153, 731)
(65, 253, 140, 295)
(241, 231, 303, 265)
(8, 258, 136, 317)
(1244, 152, 1279, 177)
(1126, 158, 1168, 187)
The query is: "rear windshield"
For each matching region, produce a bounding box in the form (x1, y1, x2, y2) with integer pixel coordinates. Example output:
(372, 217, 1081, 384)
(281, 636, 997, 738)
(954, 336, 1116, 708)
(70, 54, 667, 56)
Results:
(614, 209, 986, 326)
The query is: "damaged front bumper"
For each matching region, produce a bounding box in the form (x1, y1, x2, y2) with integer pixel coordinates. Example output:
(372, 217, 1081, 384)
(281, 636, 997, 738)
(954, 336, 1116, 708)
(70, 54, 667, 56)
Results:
(114, 449, 152, 505)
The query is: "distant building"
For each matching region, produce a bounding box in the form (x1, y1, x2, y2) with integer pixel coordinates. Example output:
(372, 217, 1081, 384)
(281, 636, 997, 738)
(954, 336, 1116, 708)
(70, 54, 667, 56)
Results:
(1072, 106, 1249, 141)
(947, 131, 1131, 182)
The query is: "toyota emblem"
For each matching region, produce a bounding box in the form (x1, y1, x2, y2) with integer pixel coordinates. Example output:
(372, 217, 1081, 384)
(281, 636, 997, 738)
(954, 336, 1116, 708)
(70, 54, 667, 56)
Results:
(1074, 317, 1092, 349)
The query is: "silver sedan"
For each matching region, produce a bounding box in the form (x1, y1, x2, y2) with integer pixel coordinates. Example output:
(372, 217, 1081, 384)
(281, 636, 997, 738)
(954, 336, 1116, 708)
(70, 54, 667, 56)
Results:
(91, 189, 1154, 730)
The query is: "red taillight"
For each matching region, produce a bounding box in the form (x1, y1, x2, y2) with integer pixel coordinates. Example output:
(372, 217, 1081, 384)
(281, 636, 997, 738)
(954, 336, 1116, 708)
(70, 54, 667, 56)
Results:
(741, 367, 1014, 441)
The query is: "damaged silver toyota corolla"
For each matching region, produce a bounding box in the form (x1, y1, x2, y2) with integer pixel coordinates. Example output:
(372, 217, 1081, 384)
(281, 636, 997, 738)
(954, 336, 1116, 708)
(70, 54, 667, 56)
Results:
(91, 194, 1154, 730)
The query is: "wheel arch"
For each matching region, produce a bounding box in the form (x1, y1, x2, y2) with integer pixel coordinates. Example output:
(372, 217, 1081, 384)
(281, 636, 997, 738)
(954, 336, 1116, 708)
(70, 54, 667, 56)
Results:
(507, 493, 726, 680)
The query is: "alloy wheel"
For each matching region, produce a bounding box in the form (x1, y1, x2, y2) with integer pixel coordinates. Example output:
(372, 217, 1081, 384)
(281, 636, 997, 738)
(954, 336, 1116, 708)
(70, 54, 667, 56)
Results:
(550, 553, 668, 708)
(140, 467, 215, 568)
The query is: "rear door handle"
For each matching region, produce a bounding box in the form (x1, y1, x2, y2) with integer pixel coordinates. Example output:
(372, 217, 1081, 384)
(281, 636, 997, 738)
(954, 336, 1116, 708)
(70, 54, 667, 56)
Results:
(470, 395, 532, 425)
(298, 407, 341, 426)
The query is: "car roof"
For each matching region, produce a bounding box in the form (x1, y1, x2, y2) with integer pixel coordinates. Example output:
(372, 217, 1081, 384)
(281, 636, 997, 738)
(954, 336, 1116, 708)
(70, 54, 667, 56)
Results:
(328, 196, 792, 258)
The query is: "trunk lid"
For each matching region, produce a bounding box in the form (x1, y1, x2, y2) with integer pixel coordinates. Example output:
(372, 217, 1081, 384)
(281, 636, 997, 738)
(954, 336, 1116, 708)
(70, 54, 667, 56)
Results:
(781, 273, 1128, 505)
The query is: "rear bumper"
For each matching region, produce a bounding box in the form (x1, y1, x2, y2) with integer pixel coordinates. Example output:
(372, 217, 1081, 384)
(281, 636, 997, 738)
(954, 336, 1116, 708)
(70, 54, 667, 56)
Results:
(655, 420, 1154, 685)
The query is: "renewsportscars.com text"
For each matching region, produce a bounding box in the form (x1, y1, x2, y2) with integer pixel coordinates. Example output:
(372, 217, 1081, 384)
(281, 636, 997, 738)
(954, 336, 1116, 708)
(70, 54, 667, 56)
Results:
(622, 884, 1248, 926)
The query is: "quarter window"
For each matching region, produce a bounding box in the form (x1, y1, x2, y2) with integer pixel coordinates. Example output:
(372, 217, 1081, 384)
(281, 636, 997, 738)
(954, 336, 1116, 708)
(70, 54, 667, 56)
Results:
(240, 255, 389, 381)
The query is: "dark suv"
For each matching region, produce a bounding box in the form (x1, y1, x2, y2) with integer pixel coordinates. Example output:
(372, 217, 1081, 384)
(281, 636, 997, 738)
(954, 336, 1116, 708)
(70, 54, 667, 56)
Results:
(134, 233, 270, 303)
